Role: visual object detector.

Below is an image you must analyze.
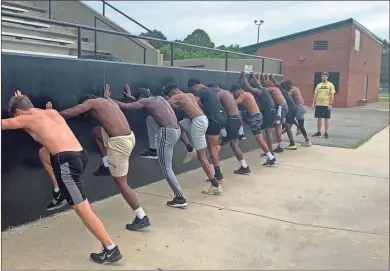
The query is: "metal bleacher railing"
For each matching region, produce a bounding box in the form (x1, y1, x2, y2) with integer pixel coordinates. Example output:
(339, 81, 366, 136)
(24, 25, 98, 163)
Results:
(2, 9, 283, 73)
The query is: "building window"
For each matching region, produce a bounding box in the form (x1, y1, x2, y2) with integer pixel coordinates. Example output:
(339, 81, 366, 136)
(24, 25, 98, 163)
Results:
(313, 40, 328, 50)
(313, 72, 340, 93)
(354, 30, 360, 51)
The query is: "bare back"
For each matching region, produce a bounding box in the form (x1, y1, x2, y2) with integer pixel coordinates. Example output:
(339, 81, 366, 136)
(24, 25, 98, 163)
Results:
(237, 92, 260, 114)
(289, 86, 304, 105)
(267, 87, 286, 105)
(171, 93, 204, 119)
(139, 96, 178, 128)
(23, 109, 82, 155)
(90, 98, 131, 137)
(216, 89, 239, 116)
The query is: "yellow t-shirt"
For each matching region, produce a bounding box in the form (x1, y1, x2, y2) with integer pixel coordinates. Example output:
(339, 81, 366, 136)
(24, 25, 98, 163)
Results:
(315, 81, 335, 106)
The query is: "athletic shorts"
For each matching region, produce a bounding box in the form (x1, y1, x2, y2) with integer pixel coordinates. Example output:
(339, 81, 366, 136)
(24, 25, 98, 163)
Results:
(50, 150, 88, 206)
(315, 105, 331, 119)
(179, 116, 208, 151)
(275, 104, 289, 125)
(261, 108, 277, 130)
(206, 111, 227, 136)
(285, 108, 297, 125)
(226, 114, 242, 140)
(296, 104, 306, 120)
(247, 112, 263, 135)
(101, 127, 135, 177)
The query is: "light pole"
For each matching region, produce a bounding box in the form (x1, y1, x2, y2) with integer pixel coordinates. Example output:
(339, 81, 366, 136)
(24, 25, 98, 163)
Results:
(254, 19, 264, 43)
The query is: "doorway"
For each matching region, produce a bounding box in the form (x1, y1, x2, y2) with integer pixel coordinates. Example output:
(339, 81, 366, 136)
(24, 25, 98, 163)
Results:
(363, 76, 368, 99)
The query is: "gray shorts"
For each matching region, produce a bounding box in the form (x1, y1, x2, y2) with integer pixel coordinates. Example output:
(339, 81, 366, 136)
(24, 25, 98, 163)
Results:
(296, 104, 306, 120)
(179, 116, 208, 151)
(276, 104, 289, 125)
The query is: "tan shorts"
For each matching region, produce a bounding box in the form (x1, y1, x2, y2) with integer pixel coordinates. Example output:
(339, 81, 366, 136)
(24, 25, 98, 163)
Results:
(101, 128, 135, 177)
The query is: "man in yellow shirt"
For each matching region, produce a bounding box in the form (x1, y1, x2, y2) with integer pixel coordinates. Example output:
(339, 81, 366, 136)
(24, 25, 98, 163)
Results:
(311, 72, 335, 139)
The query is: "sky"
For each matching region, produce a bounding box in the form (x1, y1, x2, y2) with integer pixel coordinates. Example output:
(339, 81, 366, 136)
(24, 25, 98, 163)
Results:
(83, 1, 389, 47)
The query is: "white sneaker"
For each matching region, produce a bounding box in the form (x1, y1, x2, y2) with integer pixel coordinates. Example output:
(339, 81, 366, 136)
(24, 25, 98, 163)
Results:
(301, 141, 312, 147)
(183, 150, 196, 163)
(202, 184, 223, 195)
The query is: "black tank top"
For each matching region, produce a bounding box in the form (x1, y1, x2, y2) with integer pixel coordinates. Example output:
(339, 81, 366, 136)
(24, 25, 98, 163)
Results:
(282, 90, 297, 111)
(195, 87, 226, 118)
(255, 87, 275, 112)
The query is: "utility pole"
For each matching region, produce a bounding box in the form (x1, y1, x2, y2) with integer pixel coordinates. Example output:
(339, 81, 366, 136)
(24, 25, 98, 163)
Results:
(254, 20, 264, 43)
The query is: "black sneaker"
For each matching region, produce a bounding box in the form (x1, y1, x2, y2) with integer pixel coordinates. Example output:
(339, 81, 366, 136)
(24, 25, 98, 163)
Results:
(126, 216, 151, 231)
(167, 197, 187, 208)
(263, 158, 277, 166)
(90, 245, 123, 264)
(239, 134, 246, 140)
(324, 132, 329, 139)
(93, 164, 111, 176)
(234, 166, 251, 175)
(46, 190, 67, 211)
(140, 150, 158, 160)
(273, 147, 285, 153)
(312, 132, 322, 137)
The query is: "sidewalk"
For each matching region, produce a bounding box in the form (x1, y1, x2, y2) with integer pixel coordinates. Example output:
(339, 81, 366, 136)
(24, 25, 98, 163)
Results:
(2, 127, 389, 270)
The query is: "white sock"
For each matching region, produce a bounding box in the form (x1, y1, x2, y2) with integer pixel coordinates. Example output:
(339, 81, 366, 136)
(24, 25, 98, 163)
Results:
(135, 207, 146, 219)
(239, 159, 248, 168)
(266, 152, 274, 160)
(105, 243, 116, 250)
(54, 187, 60, 193)
(239, 126, 244, 135)
(278, 142, 283, 148)
(102, 156, 109, 167)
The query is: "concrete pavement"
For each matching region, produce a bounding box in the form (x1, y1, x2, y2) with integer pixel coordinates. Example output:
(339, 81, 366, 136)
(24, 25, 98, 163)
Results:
(2, 127, 389, 270)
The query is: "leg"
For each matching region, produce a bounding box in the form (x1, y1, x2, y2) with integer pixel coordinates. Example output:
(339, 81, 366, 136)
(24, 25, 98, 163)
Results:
(140, 116, 159, 159)
(317, 118, 322, 133)
(274, 123, 284, 150)
(92, 127, 111, 176)
(179, 119, 196, 163)
(299, 119, 312, 146)
(196, 148, 214, 180)
(265, 128, 274, 152)
(207, 134, 224, 182)
(114, 175, 140, 210)
(285, 123, 297, 150)
(325, 118, 330, 133)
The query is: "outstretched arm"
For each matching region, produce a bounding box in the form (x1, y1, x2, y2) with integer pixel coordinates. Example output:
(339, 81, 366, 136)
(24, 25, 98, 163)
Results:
(1, 115, 33, 130)
(104, 83, 145, 110)
(241, 71, 261, 95)
(59, 101, 93, 119)
(269, 74, 282, 89)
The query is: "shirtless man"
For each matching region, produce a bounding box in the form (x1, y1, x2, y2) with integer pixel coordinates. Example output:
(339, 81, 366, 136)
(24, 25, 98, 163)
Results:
(45, 89, 151, 231)
(187, 78, 227, 184)
(281, 80, 312, 147)
(106, 86, 187, 208)
(269, 74, 298, 150)
(207, 83, 251, 174)
(2, 91, 122, 264)
(240, 72, 277, 156)
(261, 73, 287, 153)
(229, 85, 277, 166)
(162, 82, 222, 195)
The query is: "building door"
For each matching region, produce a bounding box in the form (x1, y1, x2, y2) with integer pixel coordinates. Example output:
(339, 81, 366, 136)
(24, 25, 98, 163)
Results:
(363, 76, 368, 99)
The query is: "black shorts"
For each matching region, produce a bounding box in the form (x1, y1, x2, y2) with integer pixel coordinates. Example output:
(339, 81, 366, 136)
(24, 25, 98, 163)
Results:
(315, 106, 331, 119)
(50, 150, 88, 206)
(226, 115, 242, 140)
(206, 111, 227, 136)
(261, 108, 277, 130)
(248, 112, 263, 136)
(285, 109, 297, 125)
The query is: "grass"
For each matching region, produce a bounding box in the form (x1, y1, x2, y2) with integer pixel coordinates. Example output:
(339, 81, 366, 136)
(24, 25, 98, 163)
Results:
(379, 96, 390, 102)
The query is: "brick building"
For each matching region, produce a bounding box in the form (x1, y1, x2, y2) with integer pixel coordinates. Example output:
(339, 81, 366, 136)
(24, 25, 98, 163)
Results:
(242, 18, 383, 107)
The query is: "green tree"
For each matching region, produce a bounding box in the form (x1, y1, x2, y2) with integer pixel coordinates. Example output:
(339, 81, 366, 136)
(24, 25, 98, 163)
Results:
(381, 39, 389, 85)
(139, 29, 167, 49)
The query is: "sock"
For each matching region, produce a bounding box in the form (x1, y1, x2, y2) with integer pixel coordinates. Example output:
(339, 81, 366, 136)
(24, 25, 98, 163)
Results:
(239, 126, 244, 135)
(266, 152, 274, 160)
(278, 142, 283, 148)
(289, 140, 295, 146)
(135, 207, 146, 219)
(149, 148, 157, 153)
(186, 144, 194, 152)
(214, 166, 222, 175)
(54, 187, 60, 193)
(105, 243, 116, 250)
(239, 159, 248, 168)
(210, 178, 219, 187)
(102, 156, 109, 167)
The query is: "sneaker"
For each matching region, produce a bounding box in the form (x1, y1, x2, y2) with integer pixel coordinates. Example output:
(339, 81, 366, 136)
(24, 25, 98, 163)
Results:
(324, 132, 329, 139)
(126, 216, 151, 231)
(273, 147, 285, 153)
(140, 150, 158, 160)
(183, 149, 196, 163)
(202, 183, 223, 195)
(285, 145, 297, 150)
(93, 164, 111, 176)
(239, 134, 246, 140)
(90, 245, 123, 264)
(46, 190, 67, 211)
(262, 158, 277, 166)
(167, 197, 187, 208)
(234, 166, 251, 175)
(301, 141, 312, 147)
(312, 132, 322, 137)
(296, 129, 301, 136)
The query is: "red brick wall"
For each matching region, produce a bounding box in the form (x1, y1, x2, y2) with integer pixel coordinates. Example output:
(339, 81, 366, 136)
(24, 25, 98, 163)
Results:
(347, 26, 382, 107)
(257, 26, 353, 107)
